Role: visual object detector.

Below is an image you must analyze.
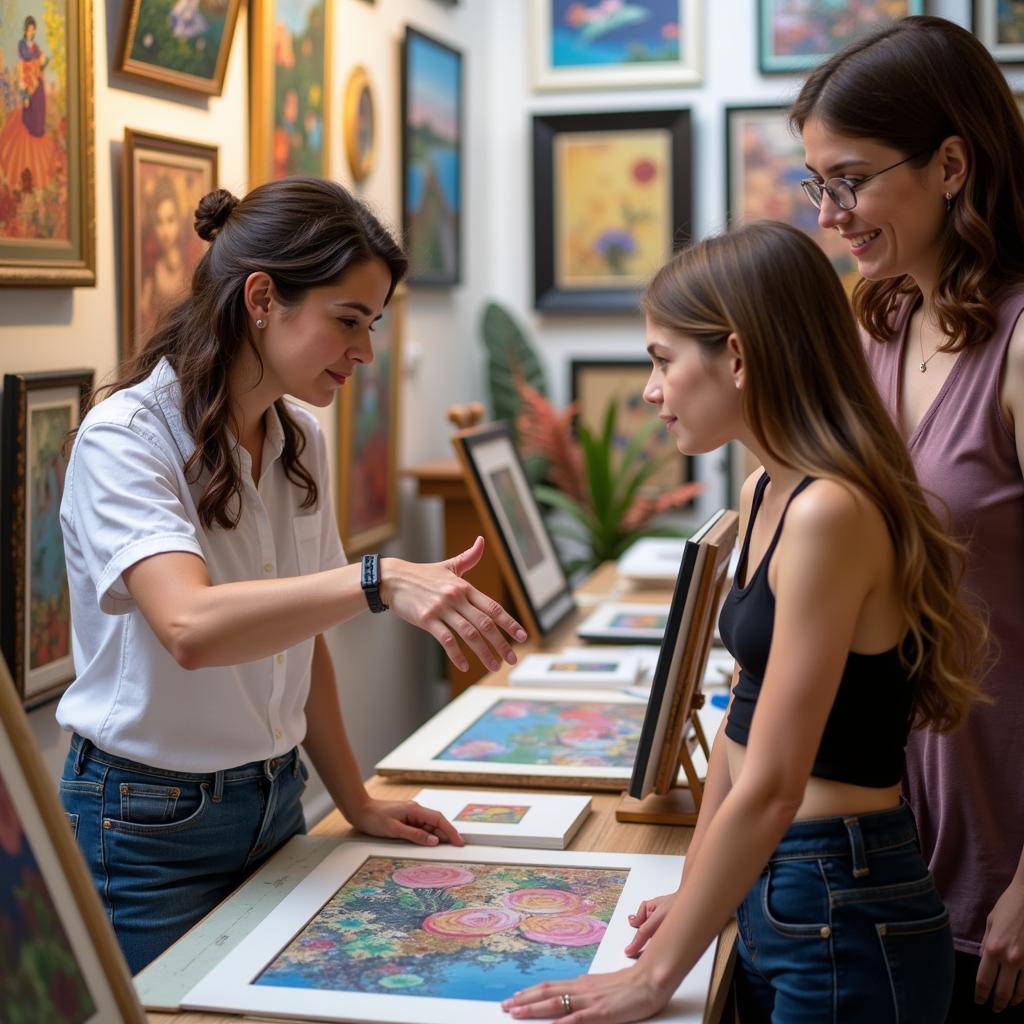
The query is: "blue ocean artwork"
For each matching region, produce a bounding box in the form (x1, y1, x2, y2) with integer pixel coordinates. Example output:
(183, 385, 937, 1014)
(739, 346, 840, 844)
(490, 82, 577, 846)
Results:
(550, 0, 681, 68)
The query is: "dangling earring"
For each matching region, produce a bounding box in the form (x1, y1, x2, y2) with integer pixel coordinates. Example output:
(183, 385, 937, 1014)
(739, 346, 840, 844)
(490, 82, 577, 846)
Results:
(255, 318, 266, 329)
(945, 191, 953, 212)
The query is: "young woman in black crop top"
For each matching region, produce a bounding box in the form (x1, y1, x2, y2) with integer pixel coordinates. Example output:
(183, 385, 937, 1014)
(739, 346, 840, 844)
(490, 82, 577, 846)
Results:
(504, 222, 987, 1024)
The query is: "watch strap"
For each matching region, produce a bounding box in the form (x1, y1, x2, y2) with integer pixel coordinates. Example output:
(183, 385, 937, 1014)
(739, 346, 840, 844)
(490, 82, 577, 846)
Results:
(360, 553, 389, 613)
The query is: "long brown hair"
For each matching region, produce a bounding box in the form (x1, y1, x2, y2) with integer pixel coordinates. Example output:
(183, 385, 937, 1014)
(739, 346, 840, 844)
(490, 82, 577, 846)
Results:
(642, 221, 986, 731)
(790, 15, 1024, 350)
(86, 176, 407, 530)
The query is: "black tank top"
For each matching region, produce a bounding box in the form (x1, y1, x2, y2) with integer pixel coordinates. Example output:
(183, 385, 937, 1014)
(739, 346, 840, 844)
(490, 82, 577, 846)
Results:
(719, 473, 914, 788)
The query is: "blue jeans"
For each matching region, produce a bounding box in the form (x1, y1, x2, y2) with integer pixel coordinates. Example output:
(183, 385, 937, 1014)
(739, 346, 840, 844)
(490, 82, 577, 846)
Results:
(59, 734, 308, 974)
(735, 802, 953, 1023)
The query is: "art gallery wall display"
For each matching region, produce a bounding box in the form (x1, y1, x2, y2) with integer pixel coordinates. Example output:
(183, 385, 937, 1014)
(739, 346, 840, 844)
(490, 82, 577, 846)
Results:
(250, 0, 331, 184)
(508, 650, 644, 689)
(413, 788, 591, 848)
(533, 108, 691, 312)
(452, 422, 576, 640)
(337, 286, 404, 553)
(0, 658, 147, 1021)
(375, 685, 648, 791)
(116, 0, 243, 94)
(402, 26, 462, 285)
(575, 601, 671, 644)
(0, 0, 95, 286)
(2, 369, 92, 708)
(343, 64, 376, 183)
(974, 0, 1024, 62)
(757, 0, 925, 73)
(725, 105, 858, 294)
(616, 536, 687, 584)
(121, 129, 217, 359)
(530, 0, 702, 90)
(180, 842, 717, 1022)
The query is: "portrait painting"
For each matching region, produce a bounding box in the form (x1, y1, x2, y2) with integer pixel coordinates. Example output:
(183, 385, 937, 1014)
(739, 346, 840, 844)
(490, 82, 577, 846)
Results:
(974, 1, 1024, 62)
(343, 64, 376, 183)
(250, 0, 330, 184)
(530, 0, 701, 89)
(117, 0, 242, 94)
(402, 27, 462, 285)
(456, 803, 531, 824)
(725, 105, 858, 294)
(2, 369, 92, 707)
(122, 129, 216, 359)
(533, 109, 690, 312)
(758, 0, 924, 72)
(337, 288, 403, 554)
(0, 0, 94, 285)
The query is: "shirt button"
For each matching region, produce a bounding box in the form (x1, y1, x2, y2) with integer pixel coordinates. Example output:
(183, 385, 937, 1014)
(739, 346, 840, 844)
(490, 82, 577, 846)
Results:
(276, 653, 285, 664)
(263, 563, 273, 574)
(275, 729, 283, 740)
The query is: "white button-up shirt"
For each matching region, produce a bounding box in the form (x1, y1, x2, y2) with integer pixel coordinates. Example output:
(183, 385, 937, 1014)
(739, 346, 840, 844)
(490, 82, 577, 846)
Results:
(56, 358, 346, 771)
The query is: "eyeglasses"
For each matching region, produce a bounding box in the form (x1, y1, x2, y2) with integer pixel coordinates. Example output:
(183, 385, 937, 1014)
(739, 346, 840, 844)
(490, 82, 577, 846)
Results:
(799, 149, 933, 211)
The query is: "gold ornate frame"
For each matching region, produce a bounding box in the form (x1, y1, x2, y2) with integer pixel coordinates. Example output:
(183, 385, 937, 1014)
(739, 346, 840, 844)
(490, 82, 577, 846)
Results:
(343, 65, 377, 183)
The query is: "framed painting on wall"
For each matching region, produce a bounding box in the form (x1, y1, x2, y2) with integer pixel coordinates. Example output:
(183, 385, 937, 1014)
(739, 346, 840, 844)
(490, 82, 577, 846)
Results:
(250, 0, 331, 184)
(974, 1, 1024, 62)
(725, 105, 859, 295)
(402, 26, 462, 285)
(1, 369, 92, 708)
(0, 0, 95, 286)
(121, 129, 217, 359)
(533, 108, 691, 313)
(758, 0, 925, 73)
(0, 659, 147, 1020)
(530, 0, 702, 90)
(336, 287, 404, 554)
(116, 0, 243, 94)
(343, 65, 376, 183)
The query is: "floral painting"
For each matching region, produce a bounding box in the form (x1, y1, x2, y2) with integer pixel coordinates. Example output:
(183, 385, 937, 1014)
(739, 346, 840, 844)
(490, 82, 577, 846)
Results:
(436, 699, 646, 767)
(0, 773, 96, 1022)
(254, 856, 627, 1000)
(455, 803, 530, 824)
(555, 129, 670, 289)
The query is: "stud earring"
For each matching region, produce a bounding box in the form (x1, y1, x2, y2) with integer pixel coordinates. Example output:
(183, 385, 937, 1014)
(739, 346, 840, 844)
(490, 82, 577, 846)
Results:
(255, 318, 266, 329)
(945, 191, 953, 212)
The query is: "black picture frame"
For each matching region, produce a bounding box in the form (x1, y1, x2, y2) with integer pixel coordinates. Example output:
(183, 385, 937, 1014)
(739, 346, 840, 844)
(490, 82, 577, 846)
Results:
(532, 108, 692, 314)
(401, 26, 463, 286)
(2, 370, 92, 708)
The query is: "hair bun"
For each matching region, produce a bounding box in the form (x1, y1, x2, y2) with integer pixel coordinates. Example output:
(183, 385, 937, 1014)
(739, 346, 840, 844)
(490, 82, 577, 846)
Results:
(194, 188, 239, 241)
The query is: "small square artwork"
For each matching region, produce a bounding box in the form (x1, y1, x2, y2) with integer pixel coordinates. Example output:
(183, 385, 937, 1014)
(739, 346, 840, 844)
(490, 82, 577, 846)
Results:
(575, 602, 671, 643)
(455, 803, 530, 824)
(610, 612, 666, 630)
(508, 651, 645, 689)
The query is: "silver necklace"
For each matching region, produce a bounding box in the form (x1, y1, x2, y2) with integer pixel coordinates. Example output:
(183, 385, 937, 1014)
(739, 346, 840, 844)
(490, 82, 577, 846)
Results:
(917, 313, 942, 373)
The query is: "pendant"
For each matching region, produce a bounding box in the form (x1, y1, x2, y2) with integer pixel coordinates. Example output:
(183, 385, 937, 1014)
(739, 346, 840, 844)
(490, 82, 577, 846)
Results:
(920, 362, 927, 372)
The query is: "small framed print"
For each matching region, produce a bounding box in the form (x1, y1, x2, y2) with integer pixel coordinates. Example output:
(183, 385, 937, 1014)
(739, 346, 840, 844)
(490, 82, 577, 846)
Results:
(414, 789, 591, 848)
(533, 109, 691, 313)
(0, 658, 146, 1021)
(452, 422, 576, 640)
(1, 369, 92, 708)
(575, 602, 671, 644)
(343, 65, 377, 183)
(121, 129, 217, 358)
(616, 537, 687, 584)
(508, 651, 644, 689)
(337, 287, 403, 554)
(758, 0, 924, 73)
(530, 0, 702, 91)
(116, 0, 243, 95)
(974, 0, 1024, 62)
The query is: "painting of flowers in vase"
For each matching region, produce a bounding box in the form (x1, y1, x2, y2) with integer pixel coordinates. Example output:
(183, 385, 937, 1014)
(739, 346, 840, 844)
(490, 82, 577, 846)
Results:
(255, 857, 627, 1000)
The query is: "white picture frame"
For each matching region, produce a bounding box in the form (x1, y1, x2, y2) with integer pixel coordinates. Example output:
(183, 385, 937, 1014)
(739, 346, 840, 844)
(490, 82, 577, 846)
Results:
(576, 602, 672, 643)
(616, 537, 688, 584)
(375, 685, 648, 791)
(414, 788, 591, 848)
(974, 0, 1024, 62)
(180, 842, 716, 1023)
(508, 651, 644, 689)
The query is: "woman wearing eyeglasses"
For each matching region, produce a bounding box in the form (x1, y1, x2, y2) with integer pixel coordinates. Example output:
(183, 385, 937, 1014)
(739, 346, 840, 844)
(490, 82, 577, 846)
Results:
(792, 16, 1024, 1021)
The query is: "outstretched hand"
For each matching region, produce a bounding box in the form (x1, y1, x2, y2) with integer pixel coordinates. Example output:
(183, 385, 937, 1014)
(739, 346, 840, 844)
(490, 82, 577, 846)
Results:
(381, 537, 528, 673)
(345, 797, 465, 848)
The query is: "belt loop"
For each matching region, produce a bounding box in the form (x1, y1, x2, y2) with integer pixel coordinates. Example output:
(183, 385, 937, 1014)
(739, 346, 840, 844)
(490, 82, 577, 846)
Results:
(72, 733, 90, 776)
(211, 769, 225, 803)
(844, 816, 870, 878)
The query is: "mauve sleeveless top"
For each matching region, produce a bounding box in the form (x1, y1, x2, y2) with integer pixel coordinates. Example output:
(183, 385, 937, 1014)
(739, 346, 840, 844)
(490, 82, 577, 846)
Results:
(862, 287, 1024, 954)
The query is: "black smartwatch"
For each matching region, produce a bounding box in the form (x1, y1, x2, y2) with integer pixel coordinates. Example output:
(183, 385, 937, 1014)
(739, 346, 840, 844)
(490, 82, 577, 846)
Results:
(360, 553, 389, 613)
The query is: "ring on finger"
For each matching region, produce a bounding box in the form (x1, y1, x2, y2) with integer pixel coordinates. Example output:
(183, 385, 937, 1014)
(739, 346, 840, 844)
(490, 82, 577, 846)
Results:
(561, 992, 573, 1015)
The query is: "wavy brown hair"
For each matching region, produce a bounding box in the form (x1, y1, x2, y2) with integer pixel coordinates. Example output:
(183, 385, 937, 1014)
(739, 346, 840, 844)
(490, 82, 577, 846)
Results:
(642, 221, 987, 732)
(83, 177, 407, 530)
(790, 15, 1024, 350)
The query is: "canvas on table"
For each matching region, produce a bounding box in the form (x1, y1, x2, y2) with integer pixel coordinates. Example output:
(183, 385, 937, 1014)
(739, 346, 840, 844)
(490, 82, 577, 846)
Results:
(508, 651, 644, 689)
(180, 842, 716, 1023)
(575, 602, 672, 643)
(414, 789, 591, 849)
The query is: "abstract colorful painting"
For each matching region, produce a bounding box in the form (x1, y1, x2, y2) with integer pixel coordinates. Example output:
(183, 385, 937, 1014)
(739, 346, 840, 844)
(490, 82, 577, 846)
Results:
(725, 106, 858, 295)
(255, 856, 626, 1000)
(0, 0, 94, 285)
(489, 466, 544, 571)
(456, 803, 530, 824)
(402, 27, 462, 285)
(337, 288, 403, 554)
(531, 0, 701, 89)
(758, 0, 924, 72)
(117, 0, 242, 94)
(611, 612, 666, 630)
(437, 698, 645, 768)
(547, 662, 619, 673)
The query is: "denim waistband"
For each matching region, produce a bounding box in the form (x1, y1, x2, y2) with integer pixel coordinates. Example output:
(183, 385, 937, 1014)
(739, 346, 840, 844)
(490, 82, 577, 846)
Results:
(769, 801, 918, 874)
(68, 732, 299, 786)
